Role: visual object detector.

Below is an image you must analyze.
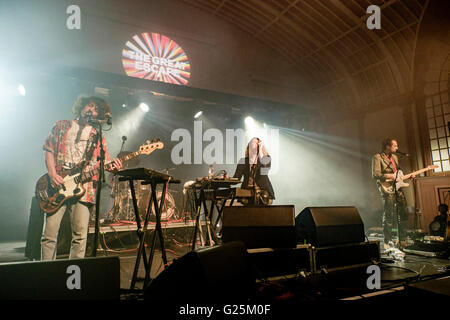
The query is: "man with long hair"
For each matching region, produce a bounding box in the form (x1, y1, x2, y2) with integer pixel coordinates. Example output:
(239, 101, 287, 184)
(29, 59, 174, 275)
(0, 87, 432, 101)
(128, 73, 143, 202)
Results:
(372, 138, 412, 249)
(41, 96, 122, 260)
(233, 137, 275, 205)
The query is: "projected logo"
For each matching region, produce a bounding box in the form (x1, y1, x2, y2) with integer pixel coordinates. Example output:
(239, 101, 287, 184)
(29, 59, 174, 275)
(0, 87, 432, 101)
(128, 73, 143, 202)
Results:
(122, 33, 190, 85)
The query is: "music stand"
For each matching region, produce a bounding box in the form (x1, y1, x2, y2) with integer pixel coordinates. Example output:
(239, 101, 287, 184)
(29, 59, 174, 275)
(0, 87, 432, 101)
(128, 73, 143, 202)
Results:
(117, 168, 180, 290)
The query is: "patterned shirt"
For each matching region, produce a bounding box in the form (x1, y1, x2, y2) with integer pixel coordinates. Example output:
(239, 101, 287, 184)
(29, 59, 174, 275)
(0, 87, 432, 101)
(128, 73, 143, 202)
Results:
(43, 120, 111, 203)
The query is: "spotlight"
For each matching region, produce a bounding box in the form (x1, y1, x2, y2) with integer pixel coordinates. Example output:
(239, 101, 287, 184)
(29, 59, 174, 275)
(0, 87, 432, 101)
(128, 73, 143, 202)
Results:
(122, 103, 127, 108)
(139, 102, 150, 112)
(194, 111, 203, 119)
(17, 84, 26, 96)
(245, 116, 254, 125)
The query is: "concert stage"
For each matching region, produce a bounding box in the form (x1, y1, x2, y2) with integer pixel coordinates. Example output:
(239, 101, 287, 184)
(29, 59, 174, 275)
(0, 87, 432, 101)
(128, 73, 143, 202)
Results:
(1, 231, 450, 303)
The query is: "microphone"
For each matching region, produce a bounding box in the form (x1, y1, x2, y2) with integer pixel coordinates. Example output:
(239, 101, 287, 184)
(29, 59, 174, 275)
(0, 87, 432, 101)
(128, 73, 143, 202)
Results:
(87, 113, 112, 125)
(122, 136, 127, 141)
(105, 112, 112, 125)
(396, 150, 409, 157)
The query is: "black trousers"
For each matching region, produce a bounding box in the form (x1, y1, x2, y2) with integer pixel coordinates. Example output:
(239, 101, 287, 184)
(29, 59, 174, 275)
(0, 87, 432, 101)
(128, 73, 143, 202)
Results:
(381, 190, 408, 243)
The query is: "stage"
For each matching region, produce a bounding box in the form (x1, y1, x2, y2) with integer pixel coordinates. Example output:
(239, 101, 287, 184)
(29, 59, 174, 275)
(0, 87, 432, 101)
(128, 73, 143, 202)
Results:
(1, 228, 450, 302)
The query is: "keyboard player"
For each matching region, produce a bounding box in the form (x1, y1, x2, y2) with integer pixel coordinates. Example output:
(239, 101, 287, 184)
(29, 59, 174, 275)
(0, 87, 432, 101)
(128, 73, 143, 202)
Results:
(232, 137, 275, 205)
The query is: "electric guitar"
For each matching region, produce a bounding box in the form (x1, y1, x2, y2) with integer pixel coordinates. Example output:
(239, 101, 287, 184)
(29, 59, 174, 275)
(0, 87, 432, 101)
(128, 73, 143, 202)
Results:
(35, 139, 164, 213)
(379, 165, 438, 194)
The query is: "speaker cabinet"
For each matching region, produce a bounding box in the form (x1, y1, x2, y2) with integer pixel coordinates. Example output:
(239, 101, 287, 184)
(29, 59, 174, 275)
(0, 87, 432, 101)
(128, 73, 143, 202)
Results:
(0, 256, 120, 300)
(222, 205, 296, 249)
(312, 241, 380, 274)
(248, 244, 312, 278)
(295, 206, 365, 247)
(144, 241, 255, 302)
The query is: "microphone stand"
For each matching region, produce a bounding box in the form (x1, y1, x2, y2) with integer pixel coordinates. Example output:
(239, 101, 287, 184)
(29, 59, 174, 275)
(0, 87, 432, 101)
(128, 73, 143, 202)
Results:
(111, 136, 127, 222)
(119, 136, 127, 154)
(393, 168, 403, 249)
(251, 145, 260, 205)
(91, 121, 106, 257)
(411, 175, 421, 232)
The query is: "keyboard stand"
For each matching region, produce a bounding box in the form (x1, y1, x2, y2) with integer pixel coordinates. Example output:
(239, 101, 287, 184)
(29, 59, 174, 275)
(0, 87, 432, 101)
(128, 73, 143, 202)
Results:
(190, 179, 241, 250)
(118, 173, 178, 290)
(191, 183, 217, 250)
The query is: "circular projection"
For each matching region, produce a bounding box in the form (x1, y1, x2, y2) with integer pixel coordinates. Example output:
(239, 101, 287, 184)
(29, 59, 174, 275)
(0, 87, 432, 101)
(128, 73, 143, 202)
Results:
(122, 32, 190, 85)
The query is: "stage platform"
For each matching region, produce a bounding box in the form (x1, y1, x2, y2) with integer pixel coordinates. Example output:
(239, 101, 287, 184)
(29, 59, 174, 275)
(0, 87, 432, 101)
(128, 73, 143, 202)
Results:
(1, 233, 450, 302)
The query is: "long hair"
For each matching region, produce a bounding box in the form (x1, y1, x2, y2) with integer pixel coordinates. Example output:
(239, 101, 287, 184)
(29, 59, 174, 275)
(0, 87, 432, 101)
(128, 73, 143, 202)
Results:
(245, 137, 269, 158)
(381, 138, 396, 152)
(72, 95, 111, 120)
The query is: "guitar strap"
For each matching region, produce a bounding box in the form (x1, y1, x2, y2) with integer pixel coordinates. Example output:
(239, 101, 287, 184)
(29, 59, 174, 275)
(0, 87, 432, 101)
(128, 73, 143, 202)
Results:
(381, 153, 390, 168)
(388, 156, 397, 172)
(381, 153, 397, 172)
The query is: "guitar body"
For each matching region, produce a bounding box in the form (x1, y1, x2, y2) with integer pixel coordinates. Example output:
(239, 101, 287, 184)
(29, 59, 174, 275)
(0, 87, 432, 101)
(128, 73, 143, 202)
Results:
(35, 164, 86, 214)
(379, 170, 409, 194)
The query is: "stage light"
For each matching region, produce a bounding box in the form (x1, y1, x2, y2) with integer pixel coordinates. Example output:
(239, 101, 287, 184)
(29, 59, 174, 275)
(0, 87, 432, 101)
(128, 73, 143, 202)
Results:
(139, 102, 150, 112)
(122, 103, 127, 108)
(194, 111, 203, 119)
(17, 84, 26, 96)
(245, 116, 254, 126)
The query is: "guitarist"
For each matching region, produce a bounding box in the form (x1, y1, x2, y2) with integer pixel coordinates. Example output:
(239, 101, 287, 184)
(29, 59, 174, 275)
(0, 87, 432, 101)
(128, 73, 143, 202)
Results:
(41, 96, 122, 260)
(372, 138, 414, 250)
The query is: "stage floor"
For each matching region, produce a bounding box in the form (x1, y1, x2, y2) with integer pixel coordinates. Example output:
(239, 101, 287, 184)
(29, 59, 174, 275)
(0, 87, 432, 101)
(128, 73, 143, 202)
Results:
(1, 233, 449, 301)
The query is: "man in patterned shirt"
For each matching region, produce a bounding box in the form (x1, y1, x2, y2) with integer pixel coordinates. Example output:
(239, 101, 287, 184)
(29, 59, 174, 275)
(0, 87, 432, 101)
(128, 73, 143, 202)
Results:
(41, 96, 122, 260)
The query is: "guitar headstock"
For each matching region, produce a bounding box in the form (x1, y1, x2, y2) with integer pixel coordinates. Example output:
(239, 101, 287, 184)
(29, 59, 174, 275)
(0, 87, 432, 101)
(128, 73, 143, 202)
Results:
(428, 165, 439, 170)
(139, 139, 164, 155)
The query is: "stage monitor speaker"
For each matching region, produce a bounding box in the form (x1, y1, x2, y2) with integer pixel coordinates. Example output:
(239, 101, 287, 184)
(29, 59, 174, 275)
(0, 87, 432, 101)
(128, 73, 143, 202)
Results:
(405, 276, 450, 298)
(144, 241, 255, 302)
(295, 206, 365, 247)
(222, 205, 296, 249)
(0, 256, 120, 300)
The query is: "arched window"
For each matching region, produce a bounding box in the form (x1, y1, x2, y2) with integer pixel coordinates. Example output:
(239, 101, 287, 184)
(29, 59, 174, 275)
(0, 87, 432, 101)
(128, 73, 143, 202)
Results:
(426, 54, 450, 172)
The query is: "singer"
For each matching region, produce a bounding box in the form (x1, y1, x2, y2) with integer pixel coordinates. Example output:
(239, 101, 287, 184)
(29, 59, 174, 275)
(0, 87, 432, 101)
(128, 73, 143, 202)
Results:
(233, 137, 275, 205)
(372, 138, 414, 250)
(40, 96, 122, 260)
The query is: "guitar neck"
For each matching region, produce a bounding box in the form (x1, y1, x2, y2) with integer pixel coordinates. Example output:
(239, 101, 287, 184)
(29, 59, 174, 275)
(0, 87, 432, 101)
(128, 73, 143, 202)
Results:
(402, 167, 432, 180)
(79, 151, 141, 183)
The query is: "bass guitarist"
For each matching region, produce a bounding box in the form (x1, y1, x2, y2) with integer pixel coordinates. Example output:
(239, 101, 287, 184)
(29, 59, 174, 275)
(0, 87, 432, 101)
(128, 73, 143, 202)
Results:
(41, 96, 122, 260)
(372, 138, 414, 250)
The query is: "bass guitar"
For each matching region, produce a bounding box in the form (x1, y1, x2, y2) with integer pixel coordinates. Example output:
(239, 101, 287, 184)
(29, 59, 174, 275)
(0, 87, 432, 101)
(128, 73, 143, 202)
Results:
(35, 139, 163, 213)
